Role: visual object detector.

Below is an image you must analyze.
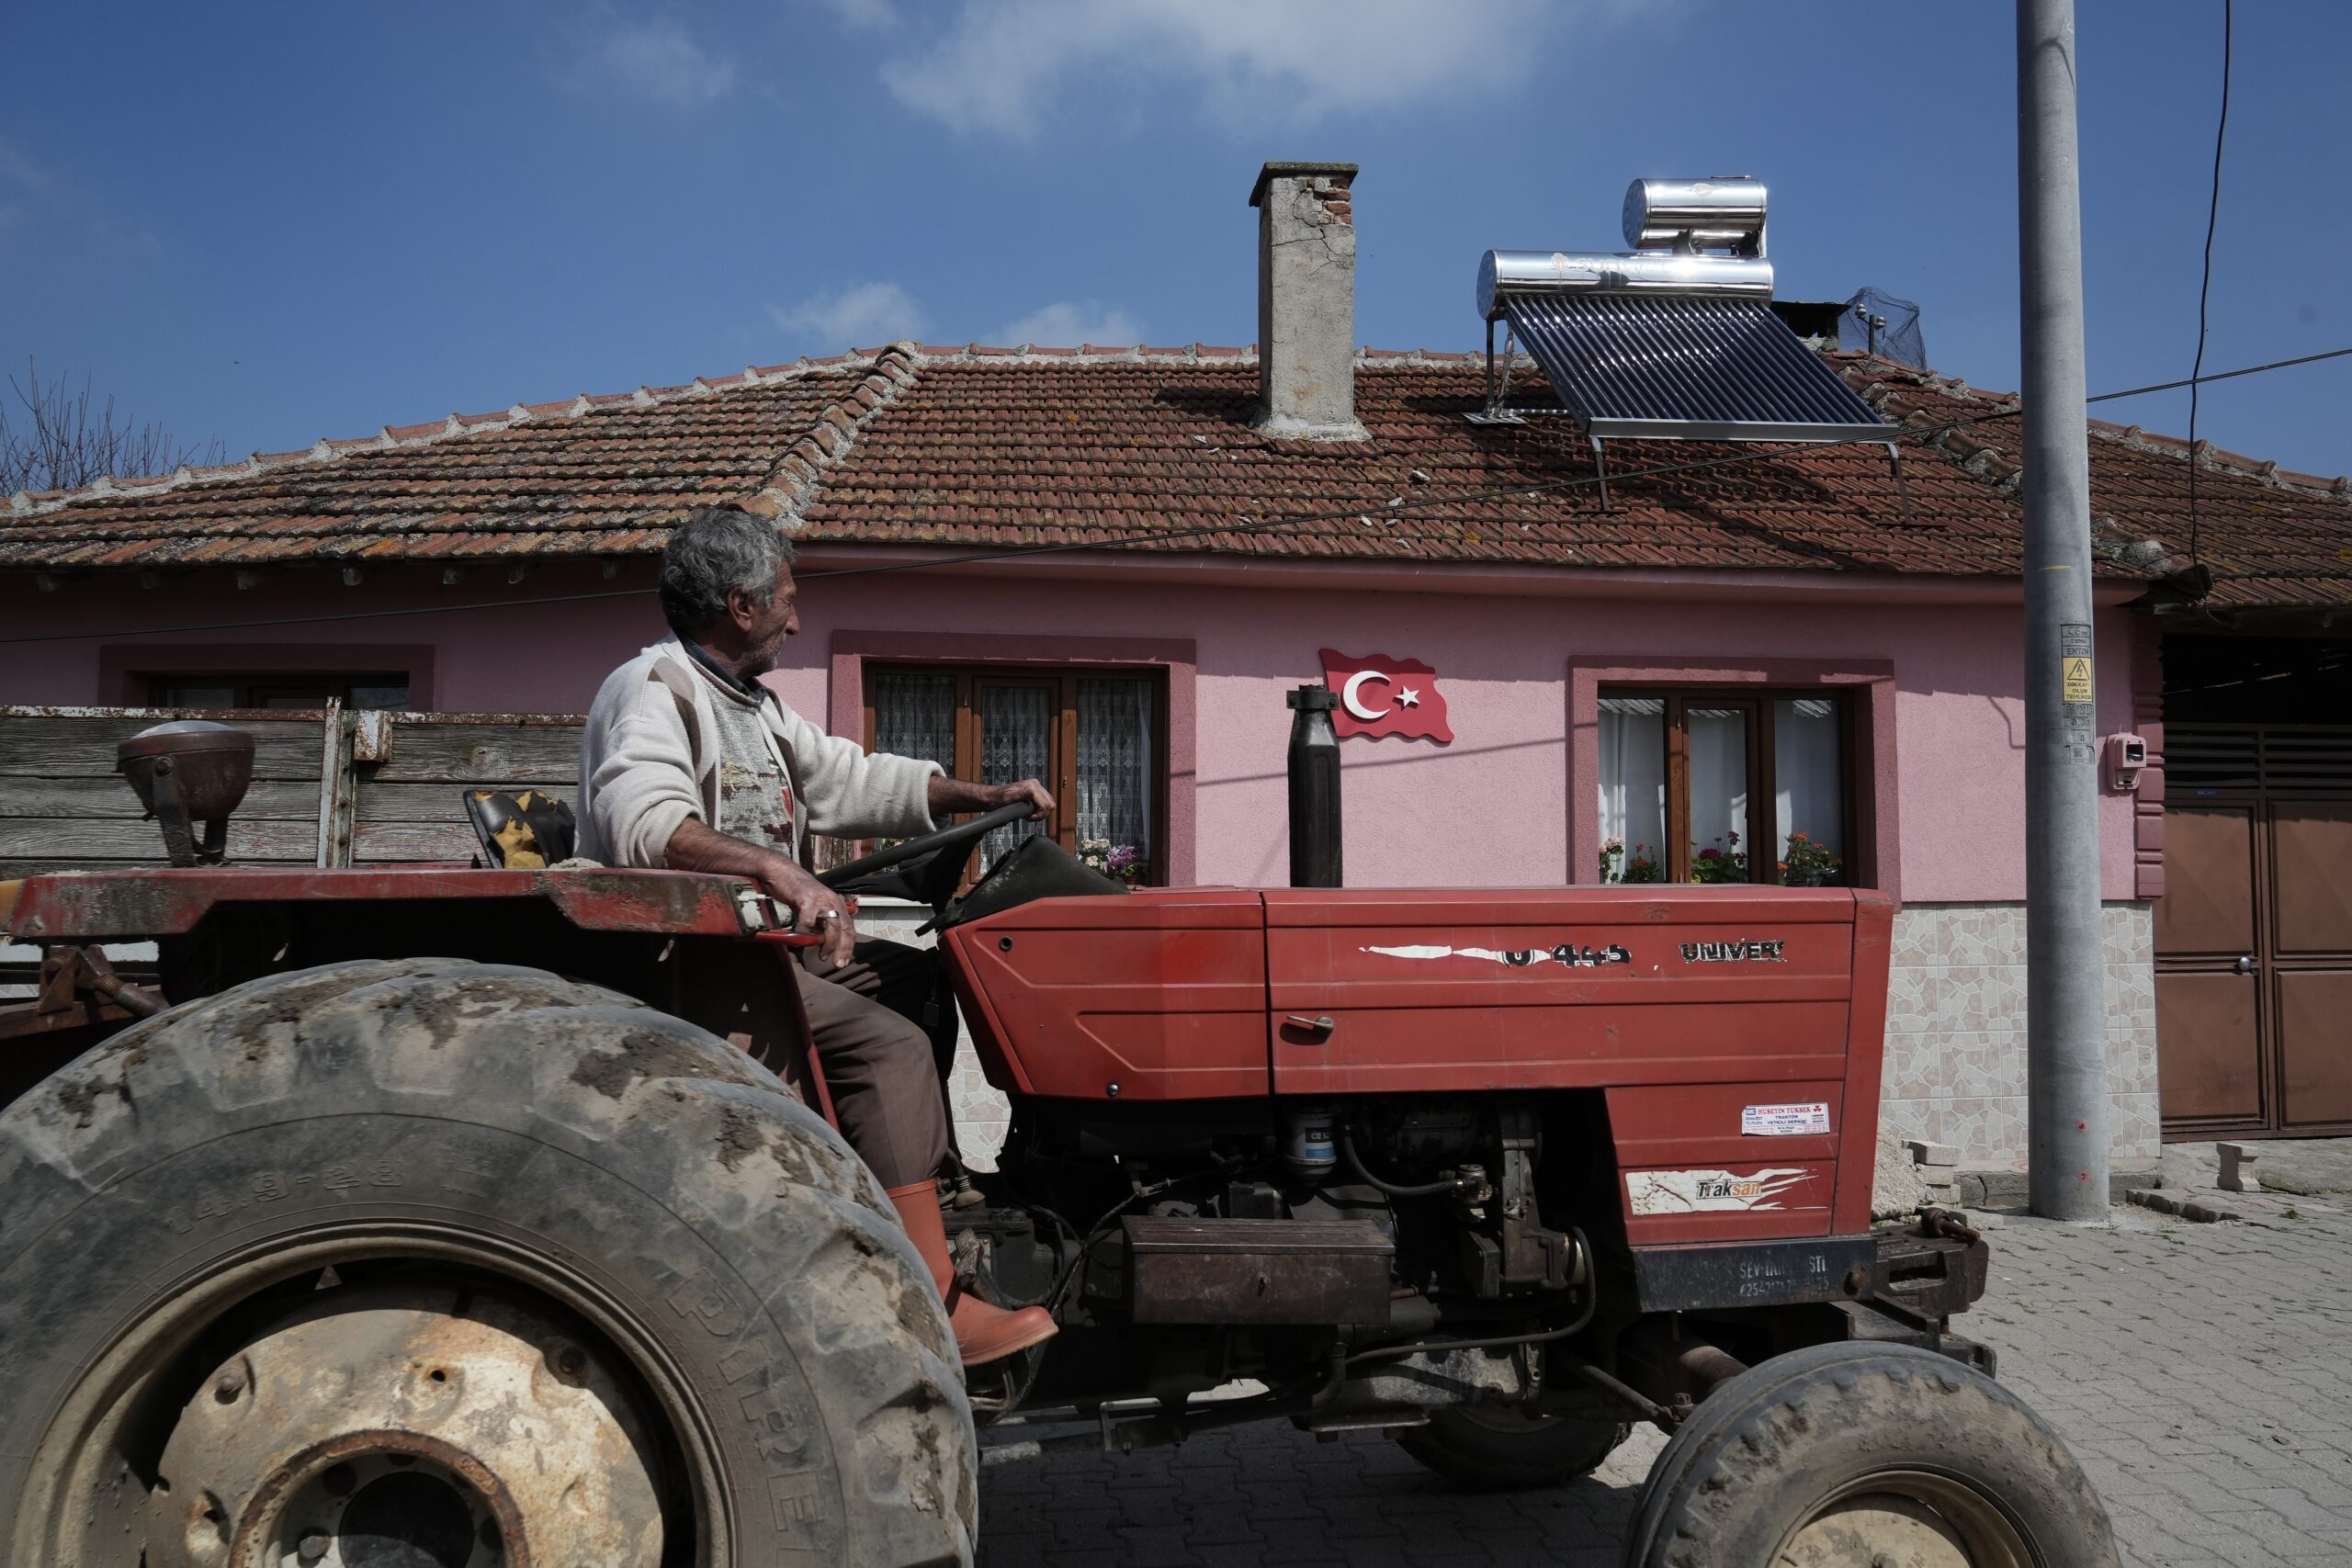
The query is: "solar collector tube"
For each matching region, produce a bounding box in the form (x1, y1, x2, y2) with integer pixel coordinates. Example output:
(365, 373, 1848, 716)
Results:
(1499, 295, 1886, 435)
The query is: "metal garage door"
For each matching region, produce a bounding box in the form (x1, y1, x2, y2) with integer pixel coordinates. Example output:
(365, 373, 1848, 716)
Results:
(2158, 726, 2352, 1138)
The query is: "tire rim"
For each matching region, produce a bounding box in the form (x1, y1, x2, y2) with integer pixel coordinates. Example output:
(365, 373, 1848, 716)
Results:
(14, 1225, 729, 1568)
(145, 1286, 662, 1568)
(1773, 1468, 2039, 1568)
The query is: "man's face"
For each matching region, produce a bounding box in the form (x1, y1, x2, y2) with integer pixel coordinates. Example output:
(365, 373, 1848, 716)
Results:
(733, 562, 800, 677)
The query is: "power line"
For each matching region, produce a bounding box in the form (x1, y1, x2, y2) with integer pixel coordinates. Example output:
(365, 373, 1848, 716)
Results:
(5, 344, 2348, 647)
(2188, 0, 2233, 566)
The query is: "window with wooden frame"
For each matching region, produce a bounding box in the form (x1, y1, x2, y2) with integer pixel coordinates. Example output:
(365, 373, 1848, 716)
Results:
(861, 664, 1166, 886)
(1597, 690, 1856, 886)
(150, 673, 412, 710)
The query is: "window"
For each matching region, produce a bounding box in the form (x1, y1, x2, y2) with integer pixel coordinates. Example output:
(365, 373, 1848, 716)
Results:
(152, 674, 411, 710)
(1598, 691, 1852, 886)
(865, 665, 1165, 884)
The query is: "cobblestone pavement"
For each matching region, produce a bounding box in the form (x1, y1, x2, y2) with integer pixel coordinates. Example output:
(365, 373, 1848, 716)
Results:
(977, 1192, 2352, 1566)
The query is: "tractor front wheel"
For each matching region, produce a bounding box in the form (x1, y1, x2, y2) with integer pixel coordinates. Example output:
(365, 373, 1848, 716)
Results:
(0, 958, 977, 1568)
(1621, 1341, 2119, 1568)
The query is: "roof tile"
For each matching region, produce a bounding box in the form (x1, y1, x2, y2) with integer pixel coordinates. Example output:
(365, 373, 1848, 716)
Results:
(4, 346, 2344, 605)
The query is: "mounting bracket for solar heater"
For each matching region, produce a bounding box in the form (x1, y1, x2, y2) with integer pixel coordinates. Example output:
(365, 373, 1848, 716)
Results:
(1465, 317, 1528, 427)
(1580, 432, 1909, 519)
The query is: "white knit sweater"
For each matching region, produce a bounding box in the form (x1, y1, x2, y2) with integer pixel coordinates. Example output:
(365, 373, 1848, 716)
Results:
(577, 639, 941, 869)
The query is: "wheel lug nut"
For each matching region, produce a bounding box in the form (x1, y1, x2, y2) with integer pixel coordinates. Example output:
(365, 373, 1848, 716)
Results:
(297, 1529, 331, 1563)
(211, 1373, 243, 1403)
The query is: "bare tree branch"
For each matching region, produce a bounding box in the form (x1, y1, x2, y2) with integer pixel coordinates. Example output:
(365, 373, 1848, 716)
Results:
(0, 358, 227, 494)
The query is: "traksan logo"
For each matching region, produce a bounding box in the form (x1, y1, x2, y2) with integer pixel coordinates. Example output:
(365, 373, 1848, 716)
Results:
(1679, 940, 1788, 964)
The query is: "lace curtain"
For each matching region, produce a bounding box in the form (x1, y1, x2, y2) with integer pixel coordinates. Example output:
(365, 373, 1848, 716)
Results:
(1685, 705, 1750, 861)
(1077, 678, 1152, 868)
(871, 670, 1159, 880)
(873, 671, 957, 773)
(1597, 696, 1666, 880)
(1773, 697, 1845, 882)
(979, 684, 1052, 869)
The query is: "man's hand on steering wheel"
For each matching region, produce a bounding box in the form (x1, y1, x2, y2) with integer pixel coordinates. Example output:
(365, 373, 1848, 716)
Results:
(756, 852, 857, 968)
(928, 775, 1055, 822)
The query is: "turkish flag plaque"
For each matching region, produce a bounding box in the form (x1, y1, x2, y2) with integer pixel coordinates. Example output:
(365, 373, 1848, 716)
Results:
(1318, 649, 1454, 743)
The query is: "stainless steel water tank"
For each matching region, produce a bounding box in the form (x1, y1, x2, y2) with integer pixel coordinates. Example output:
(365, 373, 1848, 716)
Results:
(1622, 177, 1768, 253)
(1476, 249, 1774, 320)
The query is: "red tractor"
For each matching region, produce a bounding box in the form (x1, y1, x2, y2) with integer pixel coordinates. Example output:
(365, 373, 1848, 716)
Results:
(0, 723, 2119, 1568)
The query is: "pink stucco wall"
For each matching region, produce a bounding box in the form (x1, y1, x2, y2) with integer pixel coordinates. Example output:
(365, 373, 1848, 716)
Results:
(0, 559, 2147, 903)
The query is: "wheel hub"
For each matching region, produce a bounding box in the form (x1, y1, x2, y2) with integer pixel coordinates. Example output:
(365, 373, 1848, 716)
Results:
(146, 1286, 663, 1568)
(1778, 1469, 2033, 1568)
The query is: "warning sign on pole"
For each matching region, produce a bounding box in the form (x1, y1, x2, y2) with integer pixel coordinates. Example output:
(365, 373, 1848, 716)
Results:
(2059, 624, 2094, 705)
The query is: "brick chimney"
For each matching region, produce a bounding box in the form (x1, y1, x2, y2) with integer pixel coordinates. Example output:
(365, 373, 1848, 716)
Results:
(1249, 161, 1365, 442)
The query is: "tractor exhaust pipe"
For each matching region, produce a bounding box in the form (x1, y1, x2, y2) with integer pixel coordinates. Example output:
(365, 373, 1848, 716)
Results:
(1285, 684, 1342, 888)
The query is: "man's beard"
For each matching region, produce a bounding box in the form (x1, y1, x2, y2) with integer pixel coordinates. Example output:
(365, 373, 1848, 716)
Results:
(741, 629, 790, 679)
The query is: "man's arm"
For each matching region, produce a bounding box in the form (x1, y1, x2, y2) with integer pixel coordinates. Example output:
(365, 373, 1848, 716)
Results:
(927, 776, 1054, 820)
(664, 818, 856, 968)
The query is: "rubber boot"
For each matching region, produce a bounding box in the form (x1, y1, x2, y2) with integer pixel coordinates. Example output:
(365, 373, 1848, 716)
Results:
(887, 1182, 1058, 1369)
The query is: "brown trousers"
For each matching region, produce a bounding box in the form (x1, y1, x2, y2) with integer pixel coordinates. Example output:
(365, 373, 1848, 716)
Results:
(795, 936, 954, 1190)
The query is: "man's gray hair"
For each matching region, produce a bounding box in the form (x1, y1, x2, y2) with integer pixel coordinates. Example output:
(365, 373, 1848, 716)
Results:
(659, 506, 797, 637)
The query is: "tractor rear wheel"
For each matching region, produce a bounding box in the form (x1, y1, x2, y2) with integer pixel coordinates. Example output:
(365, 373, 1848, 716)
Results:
(1621, 1341, 2119, 1568)
(1395, 1404, 1629, 1490)
(0, 957, 977, 1568)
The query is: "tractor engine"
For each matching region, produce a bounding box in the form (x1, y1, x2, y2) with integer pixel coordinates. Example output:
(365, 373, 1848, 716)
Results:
(978, 1092, 1594, 1407)
(1278, 1100, 1582, 1304)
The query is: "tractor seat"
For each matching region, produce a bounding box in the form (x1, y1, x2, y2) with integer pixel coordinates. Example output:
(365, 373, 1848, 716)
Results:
(460, 788, 577, 869)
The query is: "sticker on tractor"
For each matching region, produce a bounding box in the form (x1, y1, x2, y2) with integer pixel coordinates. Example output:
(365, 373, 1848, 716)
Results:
(1741, 1101, 1831, 1137)
(1678, 940, 1786, 964)
(1625, 1168, 1810, 1214)
(1362, 942, 1631, 968)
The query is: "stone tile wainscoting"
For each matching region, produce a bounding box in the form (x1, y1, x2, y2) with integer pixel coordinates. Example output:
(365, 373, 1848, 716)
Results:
(1881, 902, 2160, 1168)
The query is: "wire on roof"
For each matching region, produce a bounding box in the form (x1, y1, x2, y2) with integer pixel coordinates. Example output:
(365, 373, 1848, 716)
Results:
(2187, 0, 2233, 568)
(4, 345, 2349, 648)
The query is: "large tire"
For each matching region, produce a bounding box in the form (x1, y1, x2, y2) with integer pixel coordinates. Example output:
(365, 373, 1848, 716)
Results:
(1396, 1405, 1629, 1490)
(1622, 1341, 2120, 1568)
(0, 958, 977, 1567)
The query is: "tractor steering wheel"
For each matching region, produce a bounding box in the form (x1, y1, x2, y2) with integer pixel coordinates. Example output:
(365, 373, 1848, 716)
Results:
(815, 800, 1039, 913)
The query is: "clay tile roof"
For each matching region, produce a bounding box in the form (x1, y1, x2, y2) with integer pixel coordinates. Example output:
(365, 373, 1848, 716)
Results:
(2, 347, 922, 571)
(7, 343, 2347, 606)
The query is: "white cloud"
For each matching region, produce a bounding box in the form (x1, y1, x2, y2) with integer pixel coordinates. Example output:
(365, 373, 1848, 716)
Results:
(809, 0, 898, 29)
(585, 17, 736, 107)
(768, 280, 930, 348)
(992, 299, 1144, 346)
(0, 138, 52, 191)
(870, 0, 1572, 138)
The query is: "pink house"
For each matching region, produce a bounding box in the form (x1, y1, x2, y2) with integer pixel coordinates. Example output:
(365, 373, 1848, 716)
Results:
(6, 163, 2349, 1174)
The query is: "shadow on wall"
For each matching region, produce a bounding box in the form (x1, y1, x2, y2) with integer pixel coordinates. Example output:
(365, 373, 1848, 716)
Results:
(1978, 692, 2026, 751)
(1195, 731, 1566, 789)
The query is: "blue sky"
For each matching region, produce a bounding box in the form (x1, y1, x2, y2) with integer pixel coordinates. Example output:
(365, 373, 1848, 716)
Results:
(5, 1, 2346, 479)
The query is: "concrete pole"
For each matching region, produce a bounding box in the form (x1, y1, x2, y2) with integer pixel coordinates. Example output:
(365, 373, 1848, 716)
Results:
(2018, 0, 2110, 1219)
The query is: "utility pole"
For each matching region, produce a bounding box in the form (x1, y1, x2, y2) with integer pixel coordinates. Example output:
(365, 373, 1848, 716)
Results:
(2018, 0, 2109, 1220)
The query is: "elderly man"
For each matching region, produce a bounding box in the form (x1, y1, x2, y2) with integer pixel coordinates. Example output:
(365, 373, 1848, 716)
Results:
(579, 504, 1057, 1368)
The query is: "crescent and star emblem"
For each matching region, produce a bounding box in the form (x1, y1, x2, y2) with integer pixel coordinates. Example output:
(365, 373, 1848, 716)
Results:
(1319, 649, 1452, 743)
(1340, 670, 1422, 720)
(1340, 669, 1390, 721)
